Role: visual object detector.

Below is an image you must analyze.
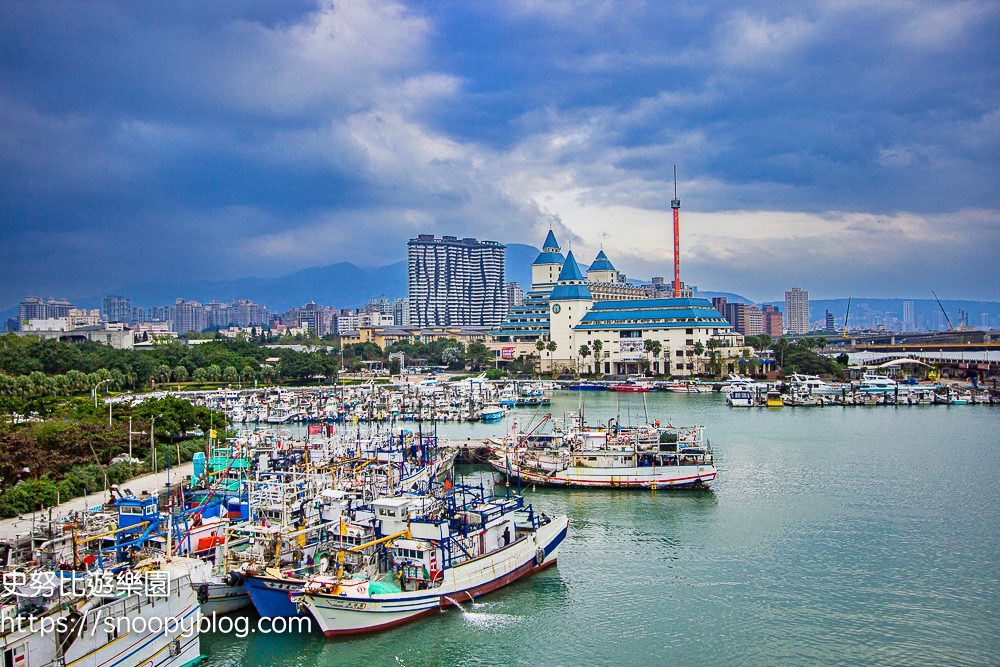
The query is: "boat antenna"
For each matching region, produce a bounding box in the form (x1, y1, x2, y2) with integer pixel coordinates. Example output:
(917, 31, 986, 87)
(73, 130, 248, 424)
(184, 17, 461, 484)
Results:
(931, 291, 955, 331)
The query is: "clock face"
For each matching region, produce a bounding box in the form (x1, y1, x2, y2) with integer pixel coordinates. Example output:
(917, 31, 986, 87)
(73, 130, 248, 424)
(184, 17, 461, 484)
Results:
(552, 304, 561, 314)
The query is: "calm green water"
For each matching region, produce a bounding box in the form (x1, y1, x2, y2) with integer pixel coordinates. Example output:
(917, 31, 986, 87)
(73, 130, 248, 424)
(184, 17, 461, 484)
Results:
(209, 392, 1000, 666)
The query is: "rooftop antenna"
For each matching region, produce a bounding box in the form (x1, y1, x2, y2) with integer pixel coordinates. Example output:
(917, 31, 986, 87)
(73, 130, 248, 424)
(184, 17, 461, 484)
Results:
(671, 165, 681, 295)
(931, 291, 955, 331)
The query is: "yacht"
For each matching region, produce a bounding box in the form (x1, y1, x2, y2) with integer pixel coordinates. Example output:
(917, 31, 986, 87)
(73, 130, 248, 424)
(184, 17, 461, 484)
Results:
(858, 373, 898, 394)
(787, 373, 843, 395)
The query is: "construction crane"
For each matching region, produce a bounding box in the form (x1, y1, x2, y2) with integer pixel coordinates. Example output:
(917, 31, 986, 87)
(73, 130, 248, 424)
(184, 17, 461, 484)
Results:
(931, 291, 956, 331)
(842, 296, 852, 337)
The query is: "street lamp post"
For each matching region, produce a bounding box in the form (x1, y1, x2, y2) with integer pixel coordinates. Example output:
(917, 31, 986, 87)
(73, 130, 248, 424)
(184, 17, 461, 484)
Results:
(150, 413, 163, 474)
(93, 379, 111, 408)
(128, 417, 146, 462)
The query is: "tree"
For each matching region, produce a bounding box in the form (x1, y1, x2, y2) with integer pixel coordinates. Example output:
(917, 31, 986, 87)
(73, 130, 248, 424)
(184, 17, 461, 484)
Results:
(465, 342, 494, 372)
(206, 365, 222, 382)
(545, 340, 557, 374)
(643, 339, 662, 375)
(240, 365, 256, 381)
(222, 366, 239, 383)
(153, 365, 171, 383)
(172, 366, 188, 382)
(578, 344, 591, 375)
(191, 368, 209, 382)
(706, 338, 721, 377)
(535, 340, 546, 377)
(692, 341, 705, 375)
(388, 357, 401, 375)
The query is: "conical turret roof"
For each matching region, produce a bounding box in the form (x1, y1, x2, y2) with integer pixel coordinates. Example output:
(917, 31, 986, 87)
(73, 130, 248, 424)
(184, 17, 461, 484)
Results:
(589, 249, 616, 272)
(550, 251, 592, 301)
(533, 230, 564, 266)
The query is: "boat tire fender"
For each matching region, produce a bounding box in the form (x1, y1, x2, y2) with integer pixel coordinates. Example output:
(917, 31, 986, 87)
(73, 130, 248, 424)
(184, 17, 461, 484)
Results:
(197, 584, 209, 605)
(535, 547, 545, 567)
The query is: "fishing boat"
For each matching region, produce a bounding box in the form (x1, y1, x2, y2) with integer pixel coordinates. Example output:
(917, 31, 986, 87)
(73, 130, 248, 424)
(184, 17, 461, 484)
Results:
(298, 490, 568, 636)
(488, 424, 716, 489)
(2, 552, 205, 667)
(480, 405, 506, 422)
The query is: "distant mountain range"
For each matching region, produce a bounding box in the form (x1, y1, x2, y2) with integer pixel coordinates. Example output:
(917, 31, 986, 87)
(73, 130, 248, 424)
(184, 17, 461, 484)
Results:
(3, 242, 996, 329)
(1, 243, 541, 319)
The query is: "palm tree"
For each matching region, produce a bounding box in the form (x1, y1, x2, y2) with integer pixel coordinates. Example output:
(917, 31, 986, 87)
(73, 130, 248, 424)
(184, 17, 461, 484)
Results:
(535, 340, 546, 378)
(154, 365, 171, 383)
(172, 366, 189, 382)
(578, 344, 591, 375)
(545, 340, 557, 374)
(592, 339, 603, 372)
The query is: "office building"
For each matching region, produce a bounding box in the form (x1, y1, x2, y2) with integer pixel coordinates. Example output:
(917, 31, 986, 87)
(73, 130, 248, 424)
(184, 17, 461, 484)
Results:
(711, 297, 727, 318)
(825, 310, 836, 333)
(407, 235, 507, 327)
(784, 288, 810, 334)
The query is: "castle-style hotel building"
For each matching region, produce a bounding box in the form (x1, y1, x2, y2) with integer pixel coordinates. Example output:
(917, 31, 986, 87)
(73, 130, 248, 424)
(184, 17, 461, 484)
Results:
(489, 231, 747, 376)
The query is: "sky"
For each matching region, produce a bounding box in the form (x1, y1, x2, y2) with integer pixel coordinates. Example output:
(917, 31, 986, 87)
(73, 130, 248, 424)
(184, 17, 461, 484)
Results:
(1, 0, 998, 308)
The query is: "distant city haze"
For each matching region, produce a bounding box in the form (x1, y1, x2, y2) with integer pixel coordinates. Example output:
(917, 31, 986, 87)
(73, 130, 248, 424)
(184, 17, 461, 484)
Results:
(1, 2, 997, 306)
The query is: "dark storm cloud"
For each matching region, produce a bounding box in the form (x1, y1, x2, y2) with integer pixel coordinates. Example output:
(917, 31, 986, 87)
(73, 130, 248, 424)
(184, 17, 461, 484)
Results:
(1, 0, 998, 307)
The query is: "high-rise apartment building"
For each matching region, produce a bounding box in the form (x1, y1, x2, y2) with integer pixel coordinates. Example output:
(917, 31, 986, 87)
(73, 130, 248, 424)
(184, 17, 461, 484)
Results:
(711, 297, 728, 319)
(762, 305, 783, 337)
(504, 282, 524, 312)
(902, 300, 915, 332)
(19, 296, 75, 323)
(103, 295, 132, 323)
(784, 288, 810, 334)
(18, 296, 48, 322)
(173, 299, 206, 334)
(393, 298, 410, 326)
(233, 299, 269, 328)
(825, 310, 836, 333)
(407, 235, 506, 327)
(724, 302, 763, 336)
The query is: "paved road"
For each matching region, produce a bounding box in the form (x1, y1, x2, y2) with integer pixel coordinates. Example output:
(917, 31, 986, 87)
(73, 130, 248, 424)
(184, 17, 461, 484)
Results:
(0, 462, 195, 541)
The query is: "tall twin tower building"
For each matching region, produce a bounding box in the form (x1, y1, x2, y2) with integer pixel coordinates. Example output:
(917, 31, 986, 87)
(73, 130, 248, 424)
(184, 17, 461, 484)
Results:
(406, 234, 507, 327)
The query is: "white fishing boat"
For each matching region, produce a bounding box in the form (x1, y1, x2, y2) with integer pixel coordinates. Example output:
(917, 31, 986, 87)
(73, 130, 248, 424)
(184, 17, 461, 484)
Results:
(489, 425, 716, 489)
(299, 492, 568, 636)
(3, 557, 204, 667)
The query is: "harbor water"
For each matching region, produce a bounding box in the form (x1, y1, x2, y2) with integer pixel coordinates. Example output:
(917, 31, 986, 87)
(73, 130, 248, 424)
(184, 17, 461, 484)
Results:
(206, 391, 999, 666)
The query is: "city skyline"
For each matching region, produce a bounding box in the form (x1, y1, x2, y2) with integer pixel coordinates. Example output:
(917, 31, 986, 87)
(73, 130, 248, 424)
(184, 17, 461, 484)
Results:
(1, 1, 998, 306)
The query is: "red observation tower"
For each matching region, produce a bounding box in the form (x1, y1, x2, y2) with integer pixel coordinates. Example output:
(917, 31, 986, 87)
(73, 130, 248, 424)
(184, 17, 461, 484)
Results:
(671, 165, 681, 294)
